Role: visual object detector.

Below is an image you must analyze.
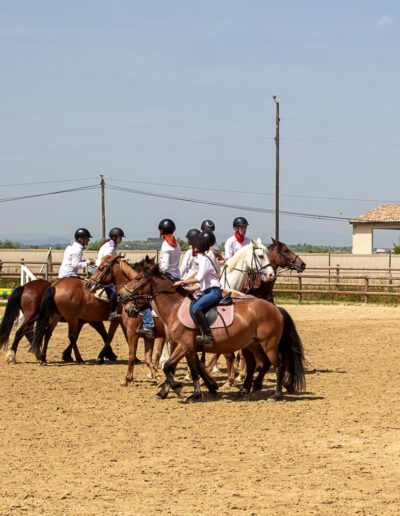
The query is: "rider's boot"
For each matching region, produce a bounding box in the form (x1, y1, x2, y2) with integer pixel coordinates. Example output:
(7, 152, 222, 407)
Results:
(194, 311, 214, 347)
(108, 291, 120, 321)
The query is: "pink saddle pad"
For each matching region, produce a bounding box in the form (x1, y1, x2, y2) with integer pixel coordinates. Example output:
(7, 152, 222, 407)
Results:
(178, 297, 234, 329)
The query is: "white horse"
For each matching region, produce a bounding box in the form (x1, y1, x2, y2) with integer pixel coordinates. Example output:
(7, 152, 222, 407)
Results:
(220, 238, 275, 292)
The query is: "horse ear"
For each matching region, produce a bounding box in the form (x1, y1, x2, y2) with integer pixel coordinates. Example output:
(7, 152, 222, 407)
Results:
(145, 254, 151, 263)
(256, 237, 262, 246)
(250, 238, 256, 246)
(271, 237, 276, 243)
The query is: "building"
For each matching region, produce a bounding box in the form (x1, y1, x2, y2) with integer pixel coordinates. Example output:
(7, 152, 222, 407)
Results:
(350, 204, 400, 254)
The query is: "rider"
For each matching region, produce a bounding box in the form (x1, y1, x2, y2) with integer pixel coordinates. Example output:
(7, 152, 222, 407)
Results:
(175, 234, 222, 346)
(201, 219, 219, 252)
(201, 230, 223, 271)
(138, 218, 181, 338)
(95, 227, 125, 321)
(224, 216, 250, 260)
(58, 228, 94, 279)
(180, 228, 200, 279)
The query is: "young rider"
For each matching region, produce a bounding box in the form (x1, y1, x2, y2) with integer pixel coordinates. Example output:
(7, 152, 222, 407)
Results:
(58, 228, 94, 279)
(138, 218, 181, 338)
(201, 219, 219, 253)
(224, 216, 250, 260)
(174, 234, 222, 346)
(202, 230, 224, 267)
(95, 227, 125, 320)
(180, 228, 200, 279)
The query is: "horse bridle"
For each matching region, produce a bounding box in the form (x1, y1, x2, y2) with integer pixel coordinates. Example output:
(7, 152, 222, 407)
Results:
(222, 246, 272, 290)
(275, 247, 303, 272)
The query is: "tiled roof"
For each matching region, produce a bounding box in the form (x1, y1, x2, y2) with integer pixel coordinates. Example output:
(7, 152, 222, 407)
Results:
(350, 204, 400, 224)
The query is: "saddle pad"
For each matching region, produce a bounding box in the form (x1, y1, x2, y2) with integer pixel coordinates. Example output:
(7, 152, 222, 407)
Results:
(178, 297, 234, 330)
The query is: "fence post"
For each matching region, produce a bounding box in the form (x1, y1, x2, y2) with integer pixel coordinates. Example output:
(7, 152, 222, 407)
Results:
(0, 259, 3, 278)
(44, 261, 49, 281)
(364, 277, 369, 304)
(297, 275, 303, 304)
(335, 264, 340, 293)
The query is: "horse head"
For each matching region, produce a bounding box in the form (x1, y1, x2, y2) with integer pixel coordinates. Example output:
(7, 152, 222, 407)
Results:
(248, 239, 275, 282)
(269, 238, 306, 272)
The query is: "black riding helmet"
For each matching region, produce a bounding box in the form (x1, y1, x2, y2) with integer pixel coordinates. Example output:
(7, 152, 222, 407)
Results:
(201, 219, 215, 232)
(185, 228, 201, 243)
(109, 227, 125, 238)
(191, 234, 209, 254)
(233, 216, 249, 228)
(74, 228, 92, 240)
(158, 218, 176, 234)
(201, 230, 216, 248)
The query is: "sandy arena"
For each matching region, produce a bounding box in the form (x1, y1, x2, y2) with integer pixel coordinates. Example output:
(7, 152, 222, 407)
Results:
(0, 304, 399, 515)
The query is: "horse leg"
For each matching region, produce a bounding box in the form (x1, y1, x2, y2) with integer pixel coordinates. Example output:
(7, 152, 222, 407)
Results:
(153, 338, 164, 370)
(238, 350, 247, 381)
(252, 350, 271, 393)
(156, 342, 187, 399)
(7, 320, 34, 364)
(124, 321, 137, 386)
(143, 337, 157, 382)
(196, 358, 219, 394)
(205, 353, 220, 374)
(66, 320, 84, 364)
(185, 354, 203, 403)
(240, 348, 257, 396)
(39, 316, 60, 364)
(94, 320, 118, 363)
(223, 352, 237, 387)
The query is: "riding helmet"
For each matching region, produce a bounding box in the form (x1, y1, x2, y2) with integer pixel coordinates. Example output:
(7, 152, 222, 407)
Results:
(158, 218, 176, 234)
(201, 230, 216, 247)
(185, 228, 201, 243)
(191, 234, 209, 254)
(109, 227, 125, 238)
(74, 228, 93, 240)
(233, 216, 249, 228)
(200, 219, 215, 232)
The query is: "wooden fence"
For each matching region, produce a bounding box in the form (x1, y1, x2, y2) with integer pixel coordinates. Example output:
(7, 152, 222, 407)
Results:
(1, 260, 400, 303)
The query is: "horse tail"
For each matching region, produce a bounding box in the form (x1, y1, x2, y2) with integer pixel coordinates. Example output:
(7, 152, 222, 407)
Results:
(277, 307, 306, 393)
(0, 286, 24, 349)
(32, 287, 56, 357)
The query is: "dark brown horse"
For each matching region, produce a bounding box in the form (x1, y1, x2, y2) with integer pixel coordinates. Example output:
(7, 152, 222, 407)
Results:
(119, 263, 306, 402)
(0, 279, 117, 364)
(85, 255, 167, 384)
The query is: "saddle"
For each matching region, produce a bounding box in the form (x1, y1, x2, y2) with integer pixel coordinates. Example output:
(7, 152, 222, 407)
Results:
(177, 295, 235, 330)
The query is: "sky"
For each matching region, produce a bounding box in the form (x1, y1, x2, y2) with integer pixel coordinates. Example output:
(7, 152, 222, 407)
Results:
(0, 0, 399, 246)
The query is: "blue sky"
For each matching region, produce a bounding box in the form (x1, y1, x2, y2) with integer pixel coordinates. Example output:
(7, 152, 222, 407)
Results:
(0, 1, 399, 246)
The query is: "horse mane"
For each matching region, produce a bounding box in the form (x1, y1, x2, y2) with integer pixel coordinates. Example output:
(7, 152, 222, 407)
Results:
(120, 260, 139, 280)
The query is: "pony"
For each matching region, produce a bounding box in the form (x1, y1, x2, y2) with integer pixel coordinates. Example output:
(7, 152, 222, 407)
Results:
(118, 263, 306, 402)
(0, 279, 118, 364)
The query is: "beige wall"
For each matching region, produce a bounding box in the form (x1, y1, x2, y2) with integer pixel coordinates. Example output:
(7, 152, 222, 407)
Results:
(352, 224, 373, 254)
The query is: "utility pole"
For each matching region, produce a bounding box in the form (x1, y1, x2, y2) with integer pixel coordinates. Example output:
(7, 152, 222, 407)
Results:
(273, 96, 280, 241)
(100, 175, 106, 240)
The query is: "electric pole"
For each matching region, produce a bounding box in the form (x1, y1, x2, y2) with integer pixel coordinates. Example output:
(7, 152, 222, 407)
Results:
(273, 96, 280, 241)
(100, 175, 106, 240)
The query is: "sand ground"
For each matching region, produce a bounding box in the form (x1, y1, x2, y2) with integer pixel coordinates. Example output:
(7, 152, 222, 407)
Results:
(0, 304, 399, 515)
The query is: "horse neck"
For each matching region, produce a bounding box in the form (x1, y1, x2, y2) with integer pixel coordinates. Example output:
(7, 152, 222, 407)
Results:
(149, 276, 185, 325)
(221, 253, 249, 290)
(267, 246, 280, 272)
(112, 262, 137, 292)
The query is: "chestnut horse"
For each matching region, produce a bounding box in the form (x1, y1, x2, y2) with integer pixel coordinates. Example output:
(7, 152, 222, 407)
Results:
(32, 276, 124, 364)
(0, 279, 117, 364)
(85, 255, 166, 384)
(119, 263, 306, 402)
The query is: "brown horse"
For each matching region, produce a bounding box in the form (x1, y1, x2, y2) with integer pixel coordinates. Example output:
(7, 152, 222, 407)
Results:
(31, 276, 124, 364)
(0, 279, 117, 364)
(119, 263, 306, 402)
(206, 238, 306, 386)
(85, 255, 167, 384)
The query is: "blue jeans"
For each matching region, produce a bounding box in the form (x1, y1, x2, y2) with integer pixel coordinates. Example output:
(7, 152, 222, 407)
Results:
(140, 308, 155, 329)
(190, 287, 222, 318)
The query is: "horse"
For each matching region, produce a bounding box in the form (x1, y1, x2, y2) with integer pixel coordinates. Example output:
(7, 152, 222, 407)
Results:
(118, 263, 306, 402)
(31, 274, 126, 364)
(207, 238, 306, 381)
(84, 255, 167, 385)
(0, 279, 118, 364)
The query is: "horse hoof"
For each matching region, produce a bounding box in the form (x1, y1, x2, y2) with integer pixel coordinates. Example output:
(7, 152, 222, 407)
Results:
(268, 392, 283, 402)
(62, 356, 74, 363)
(40, 361, 47, 366)
(5, 351, 17, 364)
(154, 392, 167, 400)
(239, 387, 250, 397)
(105, 354, 117, 362)
(185, 393, 203, 403)
(97, 357, 105, 364)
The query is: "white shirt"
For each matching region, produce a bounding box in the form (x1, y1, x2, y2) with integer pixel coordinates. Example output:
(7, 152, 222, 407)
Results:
(159, 239, 181, 278)
(58, 241, 90, 278)
(206, 249, 221, 275)
(224, 235, 250, 260)
(180, 248, 198, 279)
(96, 239, 117, 266)
(195, 253, 221, 291)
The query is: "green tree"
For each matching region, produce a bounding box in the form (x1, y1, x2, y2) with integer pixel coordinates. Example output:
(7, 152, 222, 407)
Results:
(0, 239, 21, 249)
(393, 243, 400, 254)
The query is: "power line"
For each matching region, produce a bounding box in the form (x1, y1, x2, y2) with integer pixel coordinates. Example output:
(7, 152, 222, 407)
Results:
(0, 184, 99, 204)
(282, 136, 400, 147)
(106, 184, 349, 222)
(0, 118, 274, 135)
(0, 177, 98, 188)
(107, 177, 399, 204)
(283, 117, 400, 127)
